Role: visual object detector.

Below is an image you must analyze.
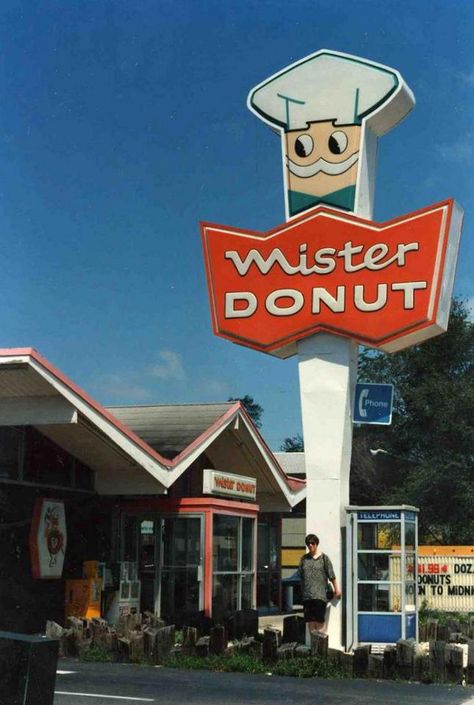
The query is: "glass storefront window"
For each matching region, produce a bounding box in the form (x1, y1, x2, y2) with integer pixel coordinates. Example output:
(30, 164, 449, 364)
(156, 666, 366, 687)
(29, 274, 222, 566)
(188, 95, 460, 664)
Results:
(161, 567, 201, 624)
(358, 583, 402, 612)
(257, 514, 281, 612)
(213, 515, 239, 572)
(257, 522, 269, 569)
(212, 515, 255, 618)
(213, 573, 238, 615)
(241, 574, 253, 609)
(163, 517, 201, 567)
(242, 518, 254, 572)
(358, 522, 401, 550)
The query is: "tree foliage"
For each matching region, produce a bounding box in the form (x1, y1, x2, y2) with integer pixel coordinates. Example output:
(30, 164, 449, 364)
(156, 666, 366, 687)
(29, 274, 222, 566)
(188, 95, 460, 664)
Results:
(280, 433, 304, 452)
(228, 395, 263, 429)
(356, 298, 474, 543)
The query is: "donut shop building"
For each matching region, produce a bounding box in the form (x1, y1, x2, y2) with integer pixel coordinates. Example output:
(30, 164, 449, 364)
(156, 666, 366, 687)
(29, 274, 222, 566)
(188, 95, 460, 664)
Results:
(0, 348, 304, 631)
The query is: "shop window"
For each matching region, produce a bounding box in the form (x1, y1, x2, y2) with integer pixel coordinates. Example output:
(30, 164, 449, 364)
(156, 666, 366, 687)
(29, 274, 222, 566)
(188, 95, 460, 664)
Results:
(162, 516, 201, 567)
(213, 515, 239, 573)
(0, 427, 22, 480)
(257, 514, 281, 612)
(160, 516, 202, 624)
(212, 515, 255, 618)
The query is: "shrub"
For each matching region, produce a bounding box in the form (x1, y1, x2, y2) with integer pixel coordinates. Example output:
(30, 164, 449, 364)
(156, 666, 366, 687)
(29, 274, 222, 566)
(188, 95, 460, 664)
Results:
(79, 644, 114, 663)
(162, 652, 342, 678)
(418, 606, 474, 625)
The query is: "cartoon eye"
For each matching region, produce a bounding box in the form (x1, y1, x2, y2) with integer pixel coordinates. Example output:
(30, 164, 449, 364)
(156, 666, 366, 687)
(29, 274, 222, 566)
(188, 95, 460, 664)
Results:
(294, 134, 314, 158)
(328, 131, 348, 155)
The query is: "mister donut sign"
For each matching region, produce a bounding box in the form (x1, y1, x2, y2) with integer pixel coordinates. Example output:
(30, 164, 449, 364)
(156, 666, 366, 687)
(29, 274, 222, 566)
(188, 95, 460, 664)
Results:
(200, 50, 463, 357)
(202, 200, 461, 357)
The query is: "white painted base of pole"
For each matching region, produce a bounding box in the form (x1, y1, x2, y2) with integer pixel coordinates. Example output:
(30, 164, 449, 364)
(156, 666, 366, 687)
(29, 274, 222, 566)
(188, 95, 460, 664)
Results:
(297, 333, 358, 651)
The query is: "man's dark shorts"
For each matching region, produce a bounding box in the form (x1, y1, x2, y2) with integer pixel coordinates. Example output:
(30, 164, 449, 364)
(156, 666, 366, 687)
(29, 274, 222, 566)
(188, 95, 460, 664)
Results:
(303, 599, 327, 623)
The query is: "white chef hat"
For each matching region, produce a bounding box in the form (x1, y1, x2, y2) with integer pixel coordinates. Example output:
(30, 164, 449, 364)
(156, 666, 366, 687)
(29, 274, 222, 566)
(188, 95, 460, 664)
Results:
(248, 49, 414, 135)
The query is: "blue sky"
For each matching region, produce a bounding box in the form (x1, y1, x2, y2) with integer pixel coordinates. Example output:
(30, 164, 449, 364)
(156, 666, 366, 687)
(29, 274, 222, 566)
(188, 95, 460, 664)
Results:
(0, 0, 472, 449)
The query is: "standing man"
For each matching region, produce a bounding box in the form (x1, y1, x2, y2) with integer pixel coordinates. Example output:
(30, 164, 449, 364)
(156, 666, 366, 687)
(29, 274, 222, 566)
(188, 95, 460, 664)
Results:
(298, 533, 341, 634)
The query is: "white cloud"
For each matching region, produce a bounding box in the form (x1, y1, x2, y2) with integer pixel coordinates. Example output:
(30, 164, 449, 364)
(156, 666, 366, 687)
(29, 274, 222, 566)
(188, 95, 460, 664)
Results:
(95, 374, 152, 402)
(198, 377, 232, 399)
(436, 136, 474, 163)
(458, 67, 474, 86)
(151, 349, 186, 381)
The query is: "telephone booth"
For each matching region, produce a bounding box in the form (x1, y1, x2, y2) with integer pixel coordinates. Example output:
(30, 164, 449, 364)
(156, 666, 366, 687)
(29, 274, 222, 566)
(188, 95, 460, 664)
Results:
(345, 506, 419, 648)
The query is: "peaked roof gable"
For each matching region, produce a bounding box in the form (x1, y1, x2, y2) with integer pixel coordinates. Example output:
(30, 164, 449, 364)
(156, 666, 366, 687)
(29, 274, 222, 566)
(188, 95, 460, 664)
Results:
(0, 348, 304, 506)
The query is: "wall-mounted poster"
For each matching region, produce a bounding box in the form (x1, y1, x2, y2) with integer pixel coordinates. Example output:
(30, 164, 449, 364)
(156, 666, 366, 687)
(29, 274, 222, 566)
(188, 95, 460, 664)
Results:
(29, 498, 67, 579)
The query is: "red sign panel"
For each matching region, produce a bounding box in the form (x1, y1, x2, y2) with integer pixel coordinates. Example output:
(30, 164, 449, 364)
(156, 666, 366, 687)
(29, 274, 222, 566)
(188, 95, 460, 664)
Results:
(201, 201, 462, 357)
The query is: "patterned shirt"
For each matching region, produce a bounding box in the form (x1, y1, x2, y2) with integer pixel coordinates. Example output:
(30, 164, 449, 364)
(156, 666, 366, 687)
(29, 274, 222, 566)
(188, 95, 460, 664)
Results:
(298, 552, 336, 602)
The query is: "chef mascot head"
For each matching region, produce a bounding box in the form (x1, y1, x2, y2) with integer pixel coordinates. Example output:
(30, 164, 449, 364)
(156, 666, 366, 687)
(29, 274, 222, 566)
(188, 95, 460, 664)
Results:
(248, 50, 415, 220)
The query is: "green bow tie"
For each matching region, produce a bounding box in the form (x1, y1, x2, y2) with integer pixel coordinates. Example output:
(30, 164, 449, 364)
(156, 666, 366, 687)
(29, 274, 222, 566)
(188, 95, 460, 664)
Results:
(289, 185, 356, 216)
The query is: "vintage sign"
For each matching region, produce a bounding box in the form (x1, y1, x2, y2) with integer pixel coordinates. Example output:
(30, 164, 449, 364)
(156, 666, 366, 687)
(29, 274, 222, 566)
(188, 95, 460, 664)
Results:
(203, 469, 257, 500)
(202, 200, 462, 357)
(29, 498, 67, 579)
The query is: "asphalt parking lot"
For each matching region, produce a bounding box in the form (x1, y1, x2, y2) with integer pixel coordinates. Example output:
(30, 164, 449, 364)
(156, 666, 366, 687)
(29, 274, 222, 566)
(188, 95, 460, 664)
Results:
(53, 659, 474, 705)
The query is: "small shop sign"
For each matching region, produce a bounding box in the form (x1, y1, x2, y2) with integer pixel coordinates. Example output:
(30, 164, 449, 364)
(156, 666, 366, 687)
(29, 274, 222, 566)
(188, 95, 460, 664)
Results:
(203, 469, 257, 500)
(29, 498, 67, 579)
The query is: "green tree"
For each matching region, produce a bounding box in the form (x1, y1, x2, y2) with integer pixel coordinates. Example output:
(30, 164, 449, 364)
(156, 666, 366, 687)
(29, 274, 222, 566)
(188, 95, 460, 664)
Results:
(280, 433, 304, 452)
(356, 298, 474, 544)
(278, 429, 381, 504)
(228, 395, 263, 429)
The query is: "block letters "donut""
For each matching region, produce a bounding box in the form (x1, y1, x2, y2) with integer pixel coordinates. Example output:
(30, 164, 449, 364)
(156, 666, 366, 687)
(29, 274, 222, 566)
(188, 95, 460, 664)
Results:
(201, 201, 462, 357)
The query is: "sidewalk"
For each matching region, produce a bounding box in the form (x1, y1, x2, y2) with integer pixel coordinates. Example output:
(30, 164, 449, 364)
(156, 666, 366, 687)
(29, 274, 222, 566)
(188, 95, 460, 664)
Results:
(258, 611, 303, 633)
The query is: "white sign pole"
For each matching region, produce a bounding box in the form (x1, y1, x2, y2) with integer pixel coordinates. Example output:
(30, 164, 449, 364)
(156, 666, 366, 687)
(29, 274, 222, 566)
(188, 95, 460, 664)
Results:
(297, 334, 357, 649)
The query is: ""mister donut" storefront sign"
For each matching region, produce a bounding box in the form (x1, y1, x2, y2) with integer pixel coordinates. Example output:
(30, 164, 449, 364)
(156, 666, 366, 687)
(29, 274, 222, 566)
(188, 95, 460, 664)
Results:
(202, 199, 461, 357)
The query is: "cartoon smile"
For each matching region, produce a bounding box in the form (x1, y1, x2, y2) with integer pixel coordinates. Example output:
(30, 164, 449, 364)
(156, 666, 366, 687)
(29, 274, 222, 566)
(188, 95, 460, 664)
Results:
(286, 151, 359, 179)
